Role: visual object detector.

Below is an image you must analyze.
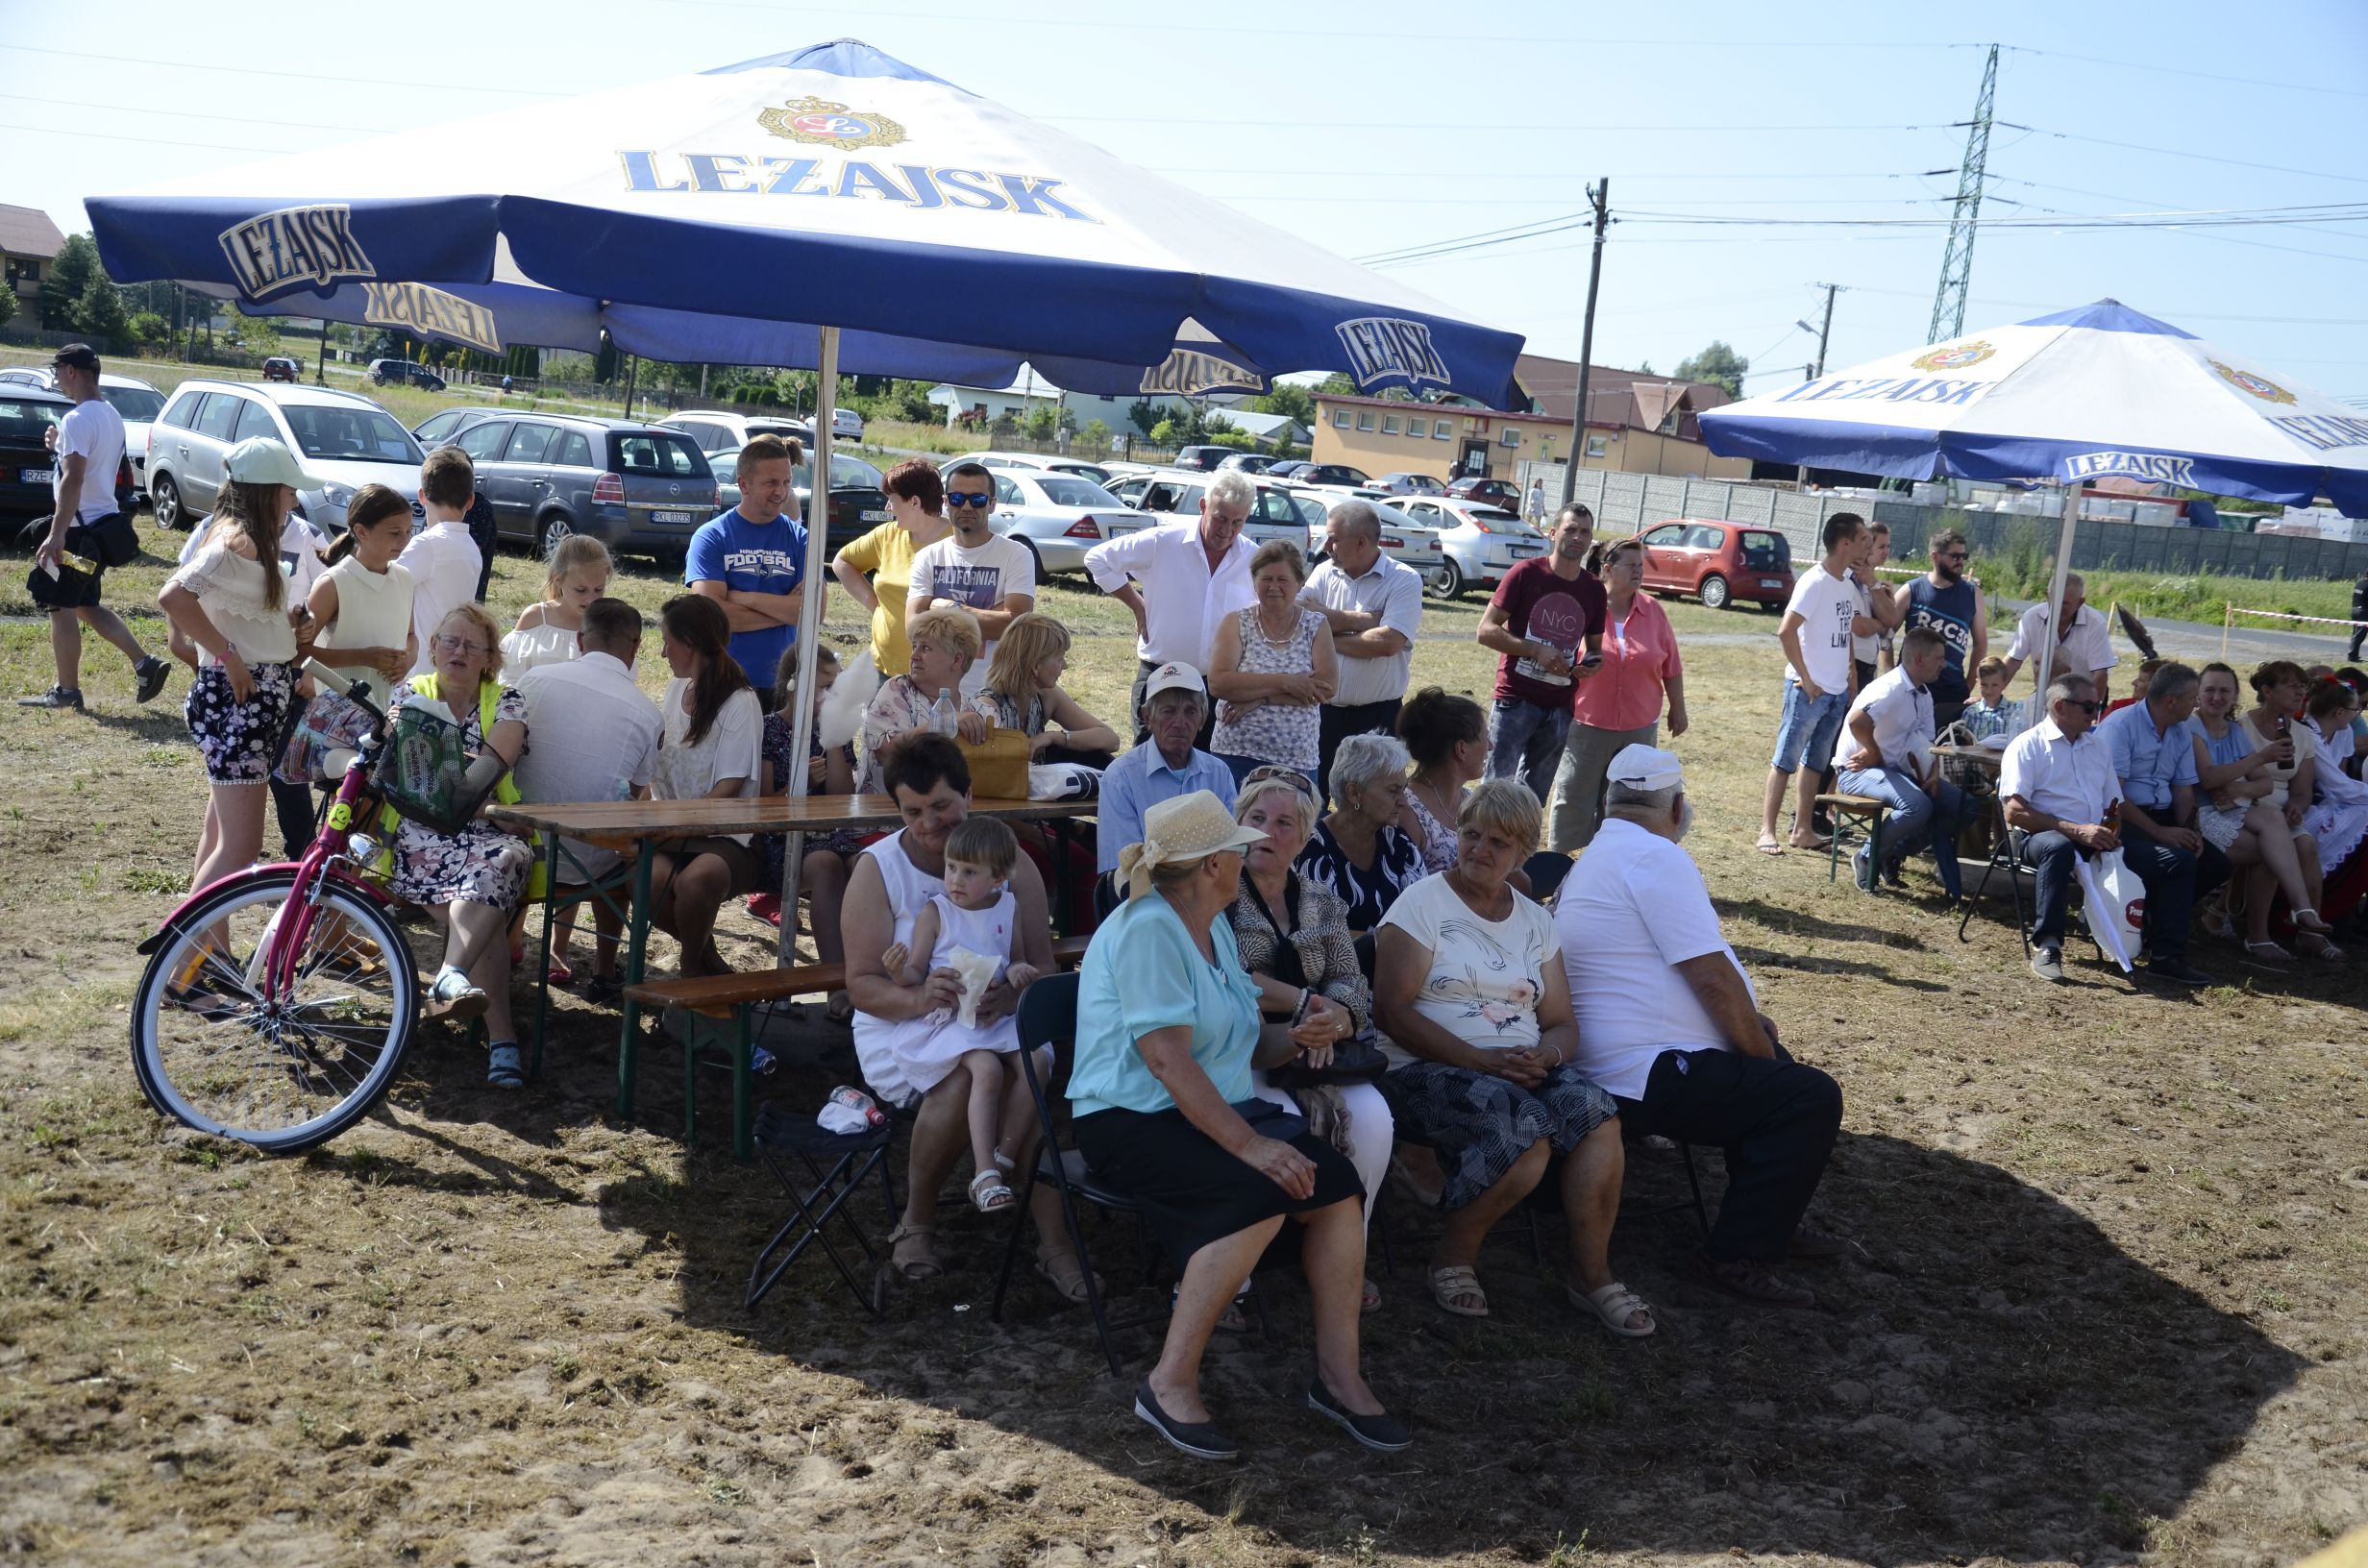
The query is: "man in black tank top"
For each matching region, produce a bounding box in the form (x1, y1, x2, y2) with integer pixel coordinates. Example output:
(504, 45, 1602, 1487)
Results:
(1901, 528, 1985, 730)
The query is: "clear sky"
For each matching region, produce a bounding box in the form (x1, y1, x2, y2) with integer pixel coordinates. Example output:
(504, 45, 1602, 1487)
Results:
(8, 0, 2366, 402)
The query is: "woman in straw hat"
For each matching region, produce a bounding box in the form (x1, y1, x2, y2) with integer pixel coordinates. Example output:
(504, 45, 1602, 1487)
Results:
(1070, 791, 1409, 1463)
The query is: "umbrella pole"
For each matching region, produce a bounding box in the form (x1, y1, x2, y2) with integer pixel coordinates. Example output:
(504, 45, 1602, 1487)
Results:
(777, 327, 840, 966)
(2034, 486, 2079, 704)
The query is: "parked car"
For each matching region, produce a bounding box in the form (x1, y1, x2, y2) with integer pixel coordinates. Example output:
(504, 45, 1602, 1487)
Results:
(0, 385, 136, 522)
(950, 451, 1116, 488)
(654, 410, 815, 462)
(367, 358, 447, 392)
(410, 405, 506, 449)
(977, 468, 1138, 576)
(1376, 471, 1446, 496)
(444, 414, 722, 559)
(1169, 445, 1236, 473)
(1638, 517, 1795, 610)
(1314, 495, 1449, 592)
(1103, 469, 1314, 554)
(1264, 459, 1316, 481)
(1445, 476, 1524, 509)
(1297, 462, 1369, 488)
(261, 356, 301, 382)
(696, 438, 889, 556)
(1391, 495, 1546, 599)
(0, 368, 166, 501)
(1215, 453, 1282, 475)
(832, 406, 864, 440)
(146, 380, 423, 534)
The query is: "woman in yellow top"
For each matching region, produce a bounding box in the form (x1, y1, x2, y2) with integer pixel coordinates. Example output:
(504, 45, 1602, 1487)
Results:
(829, 457, 952, 676)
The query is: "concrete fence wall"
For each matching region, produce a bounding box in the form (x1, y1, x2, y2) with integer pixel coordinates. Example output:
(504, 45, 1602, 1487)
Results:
(1565, 470, 2368, 584)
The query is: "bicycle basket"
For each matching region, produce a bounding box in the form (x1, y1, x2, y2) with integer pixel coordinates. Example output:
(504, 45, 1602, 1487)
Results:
(369, 698, 502, 835)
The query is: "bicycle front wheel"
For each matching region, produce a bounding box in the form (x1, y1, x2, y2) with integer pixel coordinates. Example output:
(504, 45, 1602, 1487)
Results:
(131, 870, 419, 1154)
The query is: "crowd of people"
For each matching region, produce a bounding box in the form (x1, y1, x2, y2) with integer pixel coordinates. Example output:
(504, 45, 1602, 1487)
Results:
(30, 343, 2368, 1463)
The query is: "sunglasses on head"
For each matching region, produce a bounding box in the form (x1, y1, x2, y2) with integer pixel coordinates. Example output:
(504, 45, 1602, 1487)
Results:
(1243, 765, 1320, 799)
(946, 490, 995, 508)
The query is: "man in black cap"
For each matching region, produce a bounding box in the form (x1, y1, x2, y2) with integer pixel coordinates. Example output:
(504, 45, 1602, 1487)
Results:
(20, 344, 169, 710)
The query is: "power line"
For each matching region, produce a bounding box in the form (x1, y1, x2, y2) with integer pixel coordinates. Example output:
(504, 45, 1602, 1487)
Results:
(2008, 122, 2368, 188)
(0, 42, 561, 95)
(0, 119, 291, 156)
(2003, 45, 2368, 102)
(0, 91, 397, 135)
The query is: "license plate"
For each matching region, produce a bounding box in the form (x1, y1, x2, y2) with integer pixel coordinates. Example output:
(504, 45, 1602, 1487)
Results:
(1505, 544, 1540, 559)
(860, 508, 892, 522)
(1760, 578, 1783, 589)
(649, 509, 695, 526)
(20, 467, 53, 485)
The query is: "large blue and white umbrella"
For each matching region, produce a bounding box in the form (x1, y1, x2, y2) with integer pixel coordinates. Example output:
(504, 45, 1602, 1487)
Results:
(1699, 300, 2368, 694)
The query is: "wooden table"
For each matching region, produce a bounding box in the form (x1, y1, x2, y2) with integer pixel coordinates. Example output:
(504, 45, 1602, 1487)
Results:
(486, 794, 1095, 1120)
(1932, 741, 2009, 772)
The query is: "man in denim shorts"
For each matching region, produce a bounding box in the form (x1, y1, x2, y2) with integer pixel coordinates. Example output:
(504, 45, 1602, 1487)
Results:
(1758, 513, 1868, 854)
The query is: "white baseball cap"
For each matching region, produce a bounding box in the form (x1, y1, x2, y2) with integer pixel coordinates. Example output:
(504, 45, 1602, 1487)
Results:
(1144, 662, 1206, 699)
(1606, 744, 1686, 792)
(223, 436, 325, 490)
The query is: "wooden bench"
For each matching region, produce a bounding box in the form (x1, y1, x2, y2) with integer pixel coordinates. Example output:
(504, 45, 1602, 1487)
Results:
(625, 936, 1095, 1161)
(1813, 792, 1892, 891)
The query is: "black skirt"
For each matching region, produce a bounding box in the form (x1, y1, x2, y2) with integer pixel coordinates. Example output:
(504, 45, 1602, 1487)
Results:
(1073, 1105, 1363, 1268)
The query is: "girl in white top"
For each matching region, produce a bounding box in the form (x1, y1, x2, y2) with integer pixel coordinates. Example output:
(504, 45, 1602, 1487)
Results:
(648, 595, 765, 978)
(876, 817, 1042, 1213)
(502, 535, 612, 675)
(308, 485, 417, 692)
(159, 453, 314, 932)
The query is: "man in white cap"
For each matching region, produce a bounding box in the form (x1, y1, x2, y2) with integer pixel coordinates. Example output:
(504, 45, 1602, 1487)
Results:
(1083, 470, 1257, 744)
(1097, 662, 1236, 881)
(1556, 744, 1846, 1309)
(20, 342, 171, 710)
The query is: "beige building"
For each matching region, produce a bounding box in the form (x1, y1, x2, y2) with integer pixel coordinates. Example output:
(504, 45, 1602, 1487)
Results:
(1312, 352, 1751, 486)
(0, 206, 66, 333)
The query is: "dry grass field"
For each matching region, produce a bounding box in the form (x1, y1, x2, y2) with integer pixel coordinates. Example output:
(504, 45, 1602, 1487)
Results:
(0, 515, 2361, 1568)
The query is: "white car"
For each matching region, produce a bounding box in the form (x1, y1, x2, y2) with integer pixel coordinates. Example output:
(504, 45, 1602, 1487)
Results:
(950, 450, 1117, 488)
(833, 406, 864, 440)
(1391, 495, 1547, 599)
(0, 367, 165, 500)
(654, 409, 814, 459)
(979, 468, 1138, 576)
(1103, 468, 1311, 554)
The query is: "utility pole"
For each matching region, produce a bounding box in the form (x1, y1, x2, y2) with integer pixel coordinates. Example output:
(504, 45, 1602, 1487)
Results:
(1811, 282, 1839, 380)
(1928, 43, 1998, 344)
(1558, 178, 1611, 509)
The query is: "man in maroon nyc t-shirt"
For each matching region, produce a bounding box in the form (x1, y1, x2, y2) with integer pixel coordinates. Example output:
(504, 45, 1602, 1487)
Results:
(1474, 502, 1607, 803)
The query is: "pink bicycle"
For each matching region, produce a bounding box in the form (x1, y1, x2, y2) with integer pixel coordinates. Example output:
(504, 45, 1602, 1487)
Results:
(132, 659, 426, 1153)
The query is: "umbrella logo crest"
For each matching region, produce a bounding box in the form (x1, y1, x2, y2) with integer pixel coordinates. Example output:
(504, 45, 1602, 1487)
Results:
(760, 97, 907, 150)
(1336, 318, 1452, 394)
(1911, 340, 1995, 373)
(217, 204, 375, 302)
(2208, 360, 2297, 404)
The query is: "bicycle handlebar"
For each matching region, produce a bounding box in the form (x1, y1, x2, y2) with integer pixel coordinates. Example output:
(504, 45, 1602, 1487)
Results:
(303, 658, 387, 725)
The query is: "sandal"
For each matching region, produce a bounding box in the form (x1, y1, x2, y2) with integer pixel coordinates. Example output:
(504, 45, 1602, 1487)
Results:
(162, 981, 239, 1021)
(1428, 1263, 1488, 1318)
(969, 1168, 1016, 1213)
(2297, 932, 2348, 963)
(2243, 940, 2294, 966)
(2292, 907, 2333, 935)
(1033, 1247, 1099, 1305)
(1754, 837, 1787, 857)
(1570, 1280, 1656, 1338)
(885, 1221, 941, 1283)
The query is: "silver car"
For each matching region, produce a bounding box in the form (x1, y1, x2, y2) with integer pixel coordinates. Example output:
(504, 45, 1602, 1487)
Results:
(1103, 469, 1311, 554)
(1391, 495, 1547, 599)
(979, 468, 1138, 576)
(950, 450, 1116, 488)
(145, 379, 423, 533)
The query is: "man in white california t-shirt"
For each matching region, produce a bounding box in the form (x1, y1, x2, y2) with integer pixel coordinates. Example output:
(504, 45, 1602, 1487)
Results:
(19, 343, 170, 710)
(905, 460, 1034, 700)
(1757, 512, 1873, 855)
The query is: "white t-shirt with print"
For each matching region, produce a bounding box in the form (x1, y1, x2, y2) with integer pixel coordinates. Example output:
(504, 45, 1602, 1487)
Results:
(1784, 565, 1859, 695)
(1372, 871, 1560, 1069)
(907, 533, 1035, 698)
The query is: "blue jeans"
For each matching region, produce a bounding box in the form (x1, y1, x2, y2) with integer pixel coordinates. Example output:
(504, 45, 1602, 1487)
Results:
(1836, 765, 1969, 898)
(1485, 698, 1572, 805)
(2024, 825, 2228, 961)
(1769, 682, 1847, 774)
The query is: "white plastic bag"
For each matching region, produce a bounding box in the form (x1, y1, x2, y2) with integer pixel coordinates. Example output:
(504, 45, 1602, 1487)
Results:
(945, 946, 1002, 1029)
(2075, 848, 2140, 972)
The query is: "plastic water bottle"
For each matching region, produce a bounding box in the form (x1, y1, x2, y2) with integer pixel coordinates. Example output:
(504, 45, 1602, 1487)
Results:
(932, 687, 959, 737)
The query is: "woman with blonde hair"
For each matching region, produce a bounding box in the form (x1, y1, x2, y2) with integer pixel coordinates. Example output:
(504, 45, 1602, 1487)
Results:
(971, 610, 1120, 757)
(858, 603, 988, 792)
(502, 535, 613, 675)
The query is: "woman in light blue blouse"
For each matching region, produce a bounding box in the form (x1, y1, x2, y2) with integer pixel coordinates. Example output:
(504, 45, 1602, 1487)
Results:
(1071, 792, 1408, 1463)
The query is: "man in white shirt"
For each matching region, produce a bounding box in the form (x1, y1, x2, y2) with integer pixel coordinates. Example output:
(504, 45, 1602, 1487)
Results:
(1997, 572, 2116, 704)
(1837, 626, 1968, 898)
(512, 599, 662, 994)
(1759, 512, 1870, 854)
(401, 446, 486, 677)
(1559, 746, 1845, 1309)
(1084, 468, 1257, 743)
(1999, 674, 2127, 984)
(905, 460, 1034, 700)
(20, 343, 170, 711)
(1299, 499, 1422, 800)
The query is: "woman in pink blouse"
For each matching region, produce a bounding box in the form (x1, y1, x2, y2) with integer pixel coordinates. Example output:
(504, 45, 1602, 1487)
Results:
(1547, 535, 1689, 850)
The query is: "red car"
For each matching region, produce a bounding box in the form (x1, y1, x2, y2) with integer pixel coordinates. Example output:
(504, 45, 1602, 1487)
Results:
(1445, 476, 1522, 508)
(261, 356, 301, 382)
(1638, 518, 1794, 611)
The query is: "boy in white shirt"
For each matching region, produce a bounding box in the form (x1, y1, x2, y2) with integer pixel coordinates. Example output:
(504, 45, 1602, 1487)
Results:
(400, 446, 484, 678)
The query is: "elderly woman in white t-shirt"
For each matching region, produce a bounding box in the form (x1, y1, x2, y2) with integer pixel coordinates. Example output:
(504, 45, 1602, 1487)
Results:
(1370, 778, 1653, 1338)
(649, 594, 765, 977)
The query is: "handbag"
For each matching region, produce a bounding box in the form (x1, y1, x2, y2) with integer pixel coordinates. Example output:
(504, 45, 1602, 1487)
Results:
(1269, 1030, 1392, 1089)
(957, 725, 1033, 800)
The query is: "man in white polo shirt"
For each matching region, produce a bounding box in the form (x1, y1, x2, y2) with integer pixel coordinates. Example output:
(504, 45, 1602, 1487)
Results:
(1558, 745, 1845, 1310)
(1084, 469, 1257, 744)
(1299, 499, 1422, 801)
(1998, 673, 2127, 985)
(1996, 571, 2117, 705)
(1837, 625, 1968, 898)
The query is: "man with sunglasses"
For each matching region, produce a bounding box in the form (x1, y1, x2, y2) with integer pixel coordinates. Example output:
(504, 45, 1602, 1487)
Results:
(906, 460, 1034, 699)
(1899, 528, 1985, 731)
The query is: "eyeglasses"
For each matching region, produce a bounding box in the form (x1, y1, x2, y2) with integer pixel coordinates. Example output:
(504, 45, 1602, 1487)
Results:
(1243, 765, 1320, 800)
(431, 633, 491, 657)
(946, 491, 995, 508)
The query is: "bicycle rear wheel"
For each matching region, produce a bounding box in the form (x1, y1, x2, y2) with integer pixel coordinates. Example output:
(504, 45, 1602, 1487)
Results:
(131, 870, 419, 1154)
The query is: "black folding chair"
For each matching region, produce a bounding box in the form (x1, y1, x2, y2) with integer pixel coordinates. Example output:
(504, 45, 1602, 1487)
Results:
(1958, 789, 2033, 955)
(988, 972, 1163, 1377)
(1522, 849, 1575, 906)
(745, 1101, 899, 1317)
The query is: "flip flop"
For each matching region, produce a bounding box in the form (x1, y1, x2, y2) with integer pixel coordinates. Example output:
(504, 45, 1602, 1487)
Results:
(1755, 839, 1787, 857)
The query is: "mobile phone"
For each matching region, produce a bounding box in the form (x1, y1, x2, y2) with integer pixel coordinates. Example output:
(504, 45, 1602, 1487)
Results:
(1578, 652, 1604, 671)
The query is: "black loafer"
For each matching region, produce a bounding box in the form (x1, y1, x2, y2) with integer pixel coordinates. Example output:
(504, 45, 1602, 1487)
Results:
(1305, 1380, 1412, 1452)
(2145, 957, 2216, 988)
(1133, 1383, 1239, 1461)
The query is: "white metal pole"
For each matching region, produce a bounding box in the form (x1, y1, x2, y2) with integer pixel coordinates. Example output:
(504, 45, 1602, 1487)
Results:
(2033, 485, 2079, 706)
(777, 327, 840, 965)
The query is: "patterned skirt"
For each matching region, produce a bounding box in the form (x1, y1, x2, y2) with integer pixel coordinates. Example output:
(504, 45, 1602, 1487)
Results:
(185, 661, 297, 785)
(1380, 1060, 1617, 1212)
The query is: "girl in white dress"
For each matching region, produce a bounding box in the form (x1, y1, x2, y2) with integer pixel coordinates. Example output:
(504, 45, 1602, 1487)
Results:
(501, 536, 612, 675)
(878, 817, 1042, 1213)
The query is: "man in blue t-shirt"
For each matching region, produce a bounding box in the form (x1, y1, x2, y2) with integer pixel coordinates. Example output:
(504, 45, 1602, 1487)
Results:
(687, 433, 808, 705)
